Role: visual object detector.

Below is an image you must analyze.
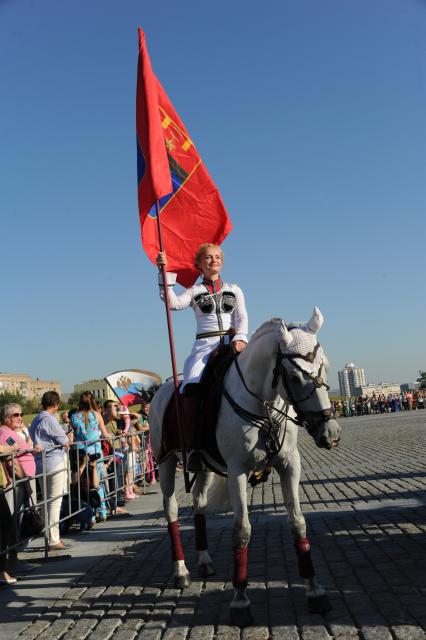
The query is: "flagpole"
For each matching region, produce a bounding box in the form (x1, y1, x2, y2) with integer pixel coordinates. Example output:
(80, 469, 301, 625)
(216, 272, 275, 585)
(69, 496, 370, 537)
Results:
(155, 201, 191, 493)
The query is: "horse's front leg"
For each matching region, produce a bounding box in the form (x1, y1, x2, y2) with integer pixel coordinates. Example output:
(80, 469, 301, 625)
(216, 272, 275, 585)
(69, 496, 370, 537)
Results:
(192, 470, 215, 578)
(276, 452, 331, 614)
(159, 455, 191, 589)
(227, 469, 253, 627)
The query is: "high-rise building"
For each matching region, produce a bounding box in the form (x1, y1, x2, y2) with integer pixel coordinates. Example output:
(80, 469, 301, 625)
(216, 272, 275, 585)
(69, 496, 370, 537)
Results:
(338, 363, 366, 397)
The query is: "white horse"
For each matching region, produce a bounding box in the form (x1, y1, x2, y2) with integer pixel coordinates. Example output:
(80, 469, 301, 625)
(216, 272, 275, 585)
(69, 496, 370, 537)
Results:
(150, 307, 341, 626)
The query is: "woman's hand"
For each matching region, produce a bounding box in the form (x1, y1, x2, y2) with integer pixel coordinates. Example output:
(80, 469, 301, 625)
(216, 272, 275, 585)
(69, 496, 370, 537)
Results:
(0, 443, 20, 454)
(156, 251, 168, 269)
(232, 340, 247, 354)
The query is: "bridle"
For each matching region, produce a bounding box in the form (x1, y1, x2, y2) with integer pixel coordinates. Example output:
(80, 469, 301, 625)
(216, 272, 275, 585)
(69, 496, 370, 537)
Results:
(271, 342, 333, 438)
(223, 338, 332, 456)
(223, 356, 291, 464)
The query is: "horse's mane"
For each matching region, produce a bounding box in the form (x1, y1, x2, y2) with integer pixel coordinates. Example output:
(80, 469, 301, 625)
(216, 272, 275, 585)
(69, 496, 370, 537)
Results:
(249, 318, 310, 348)
(250, 318, 284, 343)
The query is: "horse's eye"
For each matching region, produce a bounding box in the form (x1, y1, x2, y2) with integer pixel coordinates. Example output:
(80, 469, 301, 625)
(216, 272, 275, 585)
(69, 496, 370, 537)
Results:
(291, 376, 302, 384)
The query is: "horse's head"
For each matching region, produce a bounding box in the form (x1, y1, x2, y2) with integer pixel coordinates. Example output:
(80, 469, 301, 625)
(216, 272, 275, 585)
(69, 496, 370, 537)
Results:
(274, 307, 341, 449)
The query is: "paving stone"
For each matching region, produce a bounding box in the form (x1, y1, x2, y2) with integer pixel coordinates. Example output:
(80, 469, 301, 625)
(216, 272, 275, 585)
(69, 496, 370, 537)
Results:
(62, 587, 88, 601)
(391, 626, 426, 640)
(136, 619, 167, 640)
(188, 625, 215, 640)
(86, 618, 123, 639)
(16, 620, 52, 640)
(360, 627, 393, 640)
(148, 607, 172, 620)
(30, 619, 74, 640)
(215, 625, 241, 640)
(299, 626, 331, 640)
(271, 625, 300, 640)
(162, 627, 189, 640)
(241, 626, 269, 640)
(57, 619, 98, 640)
(328, 623, 359, 637)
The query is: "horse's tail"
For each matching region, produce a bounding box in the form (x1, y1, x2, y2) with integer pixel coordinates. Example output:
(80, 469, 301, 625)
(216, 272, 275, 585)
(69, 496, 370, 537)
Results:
(207, 475, 231, 513)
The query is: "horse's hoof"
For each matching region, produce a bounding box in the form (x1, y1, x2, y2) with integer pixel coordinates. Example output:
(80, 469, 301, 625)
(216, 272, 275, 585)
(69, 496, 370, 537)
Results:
(198, 562, 216, 578)
(174, 574, 191, 589)
(230, 605, 253, 627)
(307, 594, 332, 614)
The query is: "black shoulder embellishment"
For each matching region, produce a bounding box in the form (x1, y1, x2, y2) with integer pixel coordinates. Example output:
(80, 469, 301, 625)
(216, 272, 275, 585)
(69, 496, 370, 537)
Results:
(221, 291, 236, 313)
(194, 292, 215, 314)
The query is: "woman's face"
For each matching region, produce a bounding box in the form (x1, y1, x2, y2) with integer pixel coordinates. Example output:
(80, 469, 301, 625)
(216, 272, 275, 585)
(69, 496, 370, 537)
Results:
(197, 247, 223, 278)
(5, 409, 23, 430)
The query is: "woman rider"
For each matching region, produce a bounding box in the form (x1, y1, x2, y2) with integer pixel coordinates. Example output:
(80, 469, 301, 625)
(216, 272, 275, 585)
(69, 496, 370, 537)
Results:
(156, 243, 248, 472)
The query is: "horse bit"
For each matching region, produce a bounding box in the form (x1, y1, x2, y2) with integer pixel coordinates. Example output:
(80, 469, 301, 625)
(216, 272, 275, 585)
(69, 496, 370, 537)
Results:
(223, 340, 331, 461)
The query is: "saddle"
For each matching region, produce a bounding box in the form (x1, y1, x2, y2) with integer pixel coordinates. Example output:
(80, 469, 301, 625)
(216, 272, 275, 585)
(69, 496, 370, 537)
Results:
(157, 345, 235, 474)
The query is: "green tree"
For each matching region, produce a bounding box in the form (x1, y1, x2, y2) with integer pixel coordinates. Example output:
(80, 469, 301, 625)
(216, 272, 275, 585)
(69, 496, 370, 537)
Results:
(416, 371, 426, 390)
(0, 391, 26, 408)
(67, 391, 81, 407)
(22, 398, 41, 415)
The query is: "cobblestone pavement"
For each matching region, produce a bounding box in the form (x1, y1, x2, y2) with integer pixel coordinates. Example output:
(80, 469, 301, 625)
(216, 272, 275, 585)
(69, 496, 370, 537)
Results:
(4, 411, 426, 640)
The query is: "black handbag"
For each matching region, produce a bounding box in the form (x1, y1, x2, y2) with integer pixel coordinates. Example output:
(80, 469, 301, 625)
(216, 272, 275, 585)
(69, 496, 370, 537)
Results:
(21, 505, 45, 539)
(20, 483, 44, 539)
(88, 488, 101, 509)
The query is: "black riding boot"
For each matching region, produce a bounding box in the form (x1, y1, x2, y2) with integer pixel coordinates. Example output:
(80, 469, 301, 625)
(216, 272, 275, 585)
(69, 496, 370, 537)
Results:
(182, 390, 205, 473)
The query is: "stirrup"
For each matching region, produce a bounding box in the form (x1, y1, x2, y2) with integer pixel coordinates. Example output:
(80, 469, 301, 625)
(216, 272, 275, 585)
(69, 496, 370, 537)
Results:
(186, 450, 206, 473)
(249, 467, 271, 487)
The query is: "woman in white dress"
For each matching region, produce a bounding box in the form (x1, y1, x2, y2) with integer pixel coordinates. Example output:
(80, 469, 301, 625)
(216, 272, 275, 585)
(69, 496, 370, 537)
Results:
(156, 243, 248, 471)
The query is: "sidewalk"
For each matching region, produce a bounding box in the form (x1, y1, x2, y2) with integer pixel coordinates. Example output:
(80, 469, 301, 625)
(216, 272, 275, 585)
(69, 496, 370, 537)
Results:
(0, 481, 169, 639)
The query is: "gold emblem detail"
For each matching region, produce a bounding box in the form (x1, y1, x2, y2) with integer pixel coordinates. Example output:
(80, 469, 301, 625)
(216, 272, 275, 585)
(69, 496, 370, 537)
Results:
(165, 138, 175, 153)
(162, 115, 171, 129)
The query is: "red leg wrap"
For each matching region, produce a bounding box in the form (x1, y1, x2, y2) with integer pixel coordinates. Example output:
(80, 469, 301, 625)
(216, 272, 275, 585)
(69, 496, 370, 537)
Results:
(295, 537, 315, 579)
(168, 521, 185, 561)
(233, 546, 248, 588)
(194, 513, 208, 551)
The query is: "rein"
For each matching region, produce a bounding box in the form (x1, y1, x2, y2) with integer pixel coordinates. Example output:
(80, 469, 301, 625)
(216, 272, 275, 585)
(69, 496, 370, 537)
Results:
(223, 355, 294, 464)
(223, 337, 333, 454)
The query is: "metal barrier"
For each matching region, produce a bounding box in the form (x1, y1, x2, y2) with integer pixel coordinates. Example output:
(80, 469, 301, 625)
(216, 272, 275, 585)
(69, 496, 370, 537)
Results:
(0, 434, 158, 563)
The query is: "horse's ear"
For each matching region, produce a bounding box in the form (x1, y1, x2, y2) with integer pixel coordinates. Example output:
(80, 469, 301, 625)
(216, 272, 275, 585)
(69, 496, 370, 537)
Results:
(279, 321, 294, 348)
(307, 307, 324, 333)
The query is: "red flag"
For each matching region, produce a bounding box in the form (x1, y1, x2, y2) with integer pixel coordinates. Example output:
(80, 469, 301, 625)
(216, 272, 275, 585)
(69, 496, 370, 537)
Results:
(136, 28, 232, 287)
(136, 29, 173, 218)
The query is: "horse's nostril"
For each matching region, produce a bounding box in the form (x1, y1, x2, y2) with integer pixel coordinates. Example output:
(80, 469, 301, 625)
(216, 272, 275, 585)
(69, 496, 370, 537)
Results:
(319, 436, 331, 449)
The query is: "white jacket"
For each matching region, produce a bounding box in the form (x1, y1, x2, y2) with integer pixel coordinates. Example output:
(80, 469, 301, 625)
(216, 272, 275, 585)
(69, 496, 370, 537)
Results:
(159, 273, 248, 389)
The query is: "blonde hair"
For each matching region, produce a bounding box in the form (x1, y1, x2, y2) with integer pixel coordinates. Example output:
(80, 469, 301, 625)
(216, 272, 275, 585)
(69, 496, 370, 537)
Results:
(194, 243, 224, 270)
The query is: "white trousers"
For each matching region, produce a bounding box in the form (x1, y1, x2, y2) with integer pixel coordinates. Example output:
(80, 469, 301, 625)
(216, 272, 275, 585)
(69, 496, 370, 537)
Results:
(44, 455, 68, 544)
(181, 336, 222, 393)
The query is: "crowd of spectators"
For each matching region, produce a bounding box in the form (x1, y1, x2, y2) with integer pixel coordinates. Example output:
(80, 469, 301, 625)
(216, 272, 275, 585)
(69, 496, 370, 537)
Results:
(0, 389, 158, 586)
(332, 390, 425, 418)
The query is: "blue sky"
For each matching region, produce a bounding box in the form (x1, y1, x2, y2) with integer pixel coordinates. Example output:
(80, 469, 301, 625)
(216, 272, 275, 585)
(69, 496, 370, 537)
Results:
(0, 0, 425, 393)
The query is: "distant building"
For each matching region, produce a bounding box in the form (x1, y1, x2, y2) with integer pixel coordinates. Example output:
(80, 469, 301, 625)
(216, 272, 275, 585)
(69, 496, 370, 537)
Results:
(329, 388, 342, 397)
(359, 382, 401, 397)
(338, 363, 366, 397)
(400, 382, 419, 392)
(0, 372, 61, 400)
(73, 378, 116, 403)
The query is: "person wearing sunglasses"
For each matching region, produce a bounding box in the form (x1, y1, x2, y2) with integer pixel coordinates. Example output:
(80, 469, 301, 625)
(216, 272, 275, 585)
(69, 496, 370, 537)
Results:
(0, 404, 38, 479)
(0, 403, 40, 580)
